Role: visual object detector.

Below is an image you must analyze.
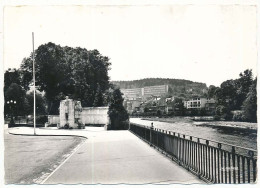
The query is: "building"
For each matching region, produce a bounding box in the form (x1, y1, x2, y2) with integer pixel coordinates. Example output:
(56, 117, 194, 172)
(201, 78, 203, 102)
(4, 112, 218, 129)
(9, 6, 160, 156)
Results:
(184, 98, 216, 110)
(121, 85, 168, 100)
(204, 98, 216, 114)
(124, 98, 142, 114)
(121, 88, 143, 99)
(143, 85, 169, 98)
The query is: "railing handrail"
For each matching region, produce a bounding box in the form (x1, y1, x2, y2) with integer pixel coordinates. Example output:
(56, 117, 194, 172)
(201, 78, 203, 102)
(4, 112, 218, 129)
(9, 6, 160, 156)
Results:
(129, 123, 257, 183)
(130, 122, 257, 153)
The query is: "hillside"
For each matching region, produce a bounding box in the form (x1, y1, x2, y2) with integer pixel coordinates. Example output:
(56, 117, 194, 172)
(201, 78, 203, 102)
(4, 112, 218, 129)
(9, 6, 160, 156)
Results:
(112, 78, 208, 98)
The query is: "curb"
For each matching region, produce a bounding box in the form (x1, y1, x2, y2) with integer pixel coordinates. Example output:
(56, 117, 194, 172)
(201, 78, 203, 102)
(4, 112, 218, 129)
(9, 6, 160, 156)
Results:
(8, 131, 89, 139)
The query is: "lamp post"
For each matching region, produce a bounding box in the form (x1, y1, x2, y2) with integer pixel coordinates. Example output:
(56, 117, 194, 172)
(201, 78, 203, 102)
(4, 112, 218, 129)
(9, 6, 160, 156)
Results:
(7, 100, 16, 127)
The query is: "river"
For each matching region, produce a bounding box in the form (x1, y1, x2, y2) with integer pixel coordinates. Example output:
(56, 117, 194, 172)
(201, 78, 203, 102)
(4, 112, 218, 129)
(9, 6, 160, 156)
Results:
(130, 118, 257, 151)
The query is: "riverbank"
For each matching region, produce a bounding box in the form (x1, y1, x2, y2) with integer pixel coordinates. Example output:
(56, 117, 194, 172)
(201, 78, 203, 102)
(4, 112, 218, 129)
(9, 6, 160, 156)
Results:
(141, 117, 257, 130)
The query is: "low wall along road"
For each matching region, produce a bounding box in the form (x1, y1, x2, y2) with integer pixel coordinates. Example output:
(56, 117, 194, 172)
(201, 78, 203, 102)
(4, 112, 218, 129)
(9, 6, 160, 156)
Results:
(47, 107, 109, 126)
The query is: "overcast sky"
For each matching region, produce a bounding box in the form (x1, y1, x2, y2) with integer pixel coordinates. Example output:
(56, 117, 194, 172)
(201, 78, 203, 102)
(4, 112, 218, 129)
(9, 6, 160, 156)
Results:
(4, 5, 257, 87)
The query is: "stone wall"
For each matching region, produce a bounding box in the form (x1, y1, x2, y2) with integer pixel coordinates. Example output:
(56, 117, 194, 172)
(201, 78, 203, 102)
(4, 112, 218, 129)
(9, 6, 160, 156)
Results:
(47, 97, 109, 128)
(81, 107, 109, 125)
(48, 115, 60, 125)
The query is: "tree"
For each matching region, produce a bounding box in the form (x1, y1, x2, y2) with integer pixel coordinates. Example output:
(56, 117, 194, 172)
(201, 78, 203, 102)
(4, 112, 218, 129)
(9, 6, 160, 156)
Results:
(108, 88, 129, 130)
(93, 84, 104, 107)
(214, 79, 240, 118)
(20, 42, 111, 114)
(20, 58, 33, 90)
(207, 85, 218, 98)
(172, 98, 185, 116)
(215, 105, 232, 120)
(242, 78, 257, 122)
(236, 69, 253, 108)
(25, 92, 47, 115)
(4, 83, 26, 116)
(219, 80, 237, 106)
(4, 69, 21, 92)
(144, 107, 149, 113)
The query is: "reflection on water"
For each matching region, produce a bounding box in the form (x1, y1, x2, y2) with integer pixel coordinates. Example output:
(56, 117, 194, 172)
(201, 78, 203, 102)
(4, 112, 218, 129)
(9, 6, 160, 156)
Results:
(130, 118, 257, 150)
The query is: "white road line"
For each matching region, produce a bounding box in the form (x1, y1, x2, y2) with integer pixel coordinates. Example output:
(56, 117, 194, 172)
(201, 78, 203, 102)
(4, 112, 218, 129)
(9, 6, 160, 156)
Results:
(40, 139, 87, 184)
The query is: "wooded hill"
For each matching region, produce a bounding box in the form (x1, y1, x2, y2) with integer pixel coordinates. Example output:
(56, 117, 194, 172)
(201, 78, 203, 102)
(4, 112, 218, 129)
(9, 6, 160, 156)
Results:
(112, 78, 208, 98)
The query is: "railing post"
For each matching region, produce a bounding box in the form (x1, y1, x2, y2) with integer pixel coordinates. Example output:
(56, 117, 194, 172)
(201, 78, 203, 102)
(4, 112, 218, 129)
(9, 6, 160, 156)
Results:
(197, 138, 201, 178)
(231, 146, 236, 184)
(190, 136, 193, 170)
(150, 122, 154, 146)
(128, 121, 130, 130)
(248, 150, 256, 183)
(218, 143, 222, 183)
(205, 140, 209, 179)
(183, 135, 186, 166)
(248, 150, 254, 183)
(178, 133, 181, 165)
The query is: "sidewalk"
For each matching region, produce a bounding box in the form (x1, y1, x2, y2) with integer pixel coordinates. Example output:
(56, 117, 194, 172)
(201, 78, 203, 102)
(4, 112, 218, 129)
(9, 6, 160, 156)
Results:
(7, 127, 204, 184)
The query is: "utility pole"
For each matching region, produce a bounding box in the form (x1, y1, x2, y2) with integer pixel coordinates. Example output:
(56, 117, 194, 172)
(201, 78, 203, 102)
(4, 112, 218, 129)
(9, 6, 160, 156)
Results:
(32, 32, 36, 135)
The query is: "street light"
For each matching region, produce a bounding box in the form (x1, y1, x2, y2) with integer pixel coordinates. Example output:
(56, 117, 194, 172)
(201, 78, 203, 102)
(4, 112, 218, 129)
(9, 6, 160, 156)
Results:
(6, 100, 16, 127)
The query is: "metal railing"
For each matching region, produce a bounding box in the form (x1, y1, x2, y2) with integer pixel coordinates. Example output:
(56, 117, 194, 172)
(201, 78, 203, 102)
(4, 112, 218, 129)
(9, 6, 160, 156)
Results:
(129, 123, 257, 184)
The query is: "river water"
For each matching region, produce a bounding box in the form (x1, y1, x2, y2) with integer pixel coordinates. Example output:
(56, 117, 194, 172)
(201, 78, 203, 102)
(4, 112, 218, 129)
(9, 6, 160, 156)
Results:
(130, 118, 257, 151)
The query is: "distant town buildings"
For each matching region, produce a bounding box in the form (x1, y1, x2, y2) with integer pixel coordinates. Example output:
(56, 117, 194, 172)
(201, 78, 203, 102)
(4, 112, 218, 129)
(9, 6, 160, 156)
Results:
(121, 85, 168, 114)
(121, 85, 168, 100)
(121, 84, 216, 116)
(183, 98, 216, 110)
(124, 98, 142, 114)
(121, 88, 143, 99)
(183, 98, 216, 115)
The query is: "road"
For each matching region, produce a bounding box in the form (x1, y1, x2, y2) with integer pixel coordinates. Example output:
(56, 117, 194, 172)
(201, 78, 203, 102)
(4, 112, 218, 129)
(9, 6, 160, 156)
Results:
(43, 130, 203, 184)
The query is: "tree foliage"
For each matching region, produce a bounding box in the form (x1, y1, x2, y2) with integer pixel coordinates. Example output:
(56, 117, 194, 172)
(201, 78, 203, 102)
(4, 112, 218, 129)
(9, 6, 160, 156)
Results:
(20, 42, 111, 114)
(108, 88, 129, 129)
(212, 69, 256, 122)
(207, 85, 218, 98)
(25, 92, 47, 115)
(172, 97, 185, 116)
(242, 78, 257, 122)
(4, 69, 21, 92)
(4, 83, 26, 116)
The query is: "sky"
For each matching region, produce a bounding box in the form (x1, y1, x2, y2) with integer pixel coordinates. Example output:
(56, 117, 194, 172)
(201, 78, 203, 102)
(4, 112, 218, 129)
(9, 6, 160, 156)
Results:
(3, 4, 257, 87)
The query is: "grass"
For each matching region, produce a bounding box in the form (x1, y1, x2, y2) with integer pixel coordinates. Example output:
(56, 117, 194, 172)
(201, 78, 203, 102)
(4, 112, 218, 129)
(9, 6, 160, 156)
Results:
(4, 131, 85, 184)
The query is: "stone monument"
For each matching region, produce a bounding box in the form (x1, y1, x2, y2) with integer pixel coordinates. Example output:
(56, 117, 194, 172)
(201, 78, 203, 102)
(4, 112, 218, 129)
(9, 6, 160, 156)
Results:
(58, 96, 83, 129)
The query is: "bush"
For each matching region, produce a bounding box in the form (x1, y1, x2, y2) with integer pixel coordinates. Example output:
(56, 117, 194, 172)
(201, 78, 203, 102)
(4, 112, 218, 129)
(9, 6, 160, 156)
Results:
(108, 88, 129, 130)
(36, 115, 48, 125)
(223, 112, 233, 121)
(232, 111, 246, 122)
(199, 108, 207, 116)
(77, 123, 85, 129)
(214, 115, 221, 121)
(107, 120, 129, 130)
(215, 105, 232, 121)
(64, 124, 69, 129)
(190, 109, 199, 116)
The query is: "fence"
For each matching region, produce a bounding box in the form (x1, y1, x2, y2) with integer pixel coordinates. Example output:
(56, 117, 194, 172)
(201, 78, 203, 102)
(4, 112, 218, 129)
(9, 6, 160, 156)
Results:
(129, 123, 257, 184)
